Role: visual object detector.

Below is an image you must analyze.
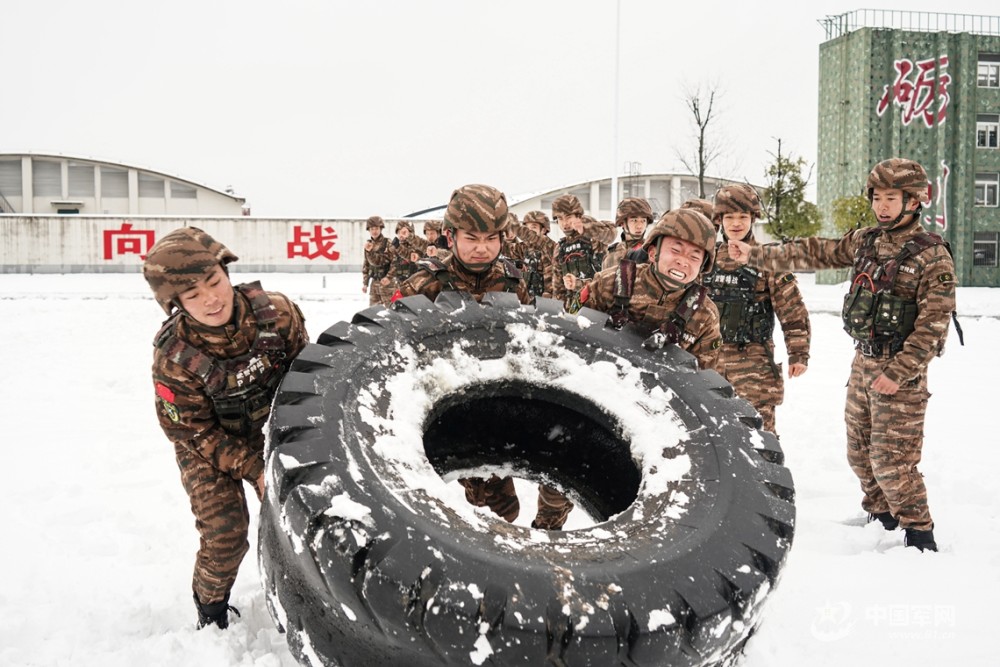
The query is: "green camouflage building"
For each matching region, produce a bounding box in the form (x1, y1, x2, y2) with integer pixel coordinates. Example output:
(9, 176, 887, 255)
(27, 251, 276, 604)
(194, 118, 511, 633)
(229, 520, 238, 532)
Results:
(818, 9, 1000, 287)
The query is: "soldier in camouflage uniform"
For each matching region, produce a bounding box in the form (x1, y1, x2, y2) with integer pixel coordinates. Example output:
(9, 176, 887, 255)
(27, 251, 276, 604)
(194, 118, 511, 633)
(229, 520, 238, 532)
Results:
(383, 220, 428, 292)
(362, 216, 393, 306)
(143, 227, 309, 628)
(396, 185, 573, 530)
(501, 213, 528, 264)
(580, 208, 722, 371)
(422, 219, 450, 261)
(681, 198, 718, 232)
(602, 197, 654, 270)
(551, 194, 616, 311)
(510, 210, 556, 299)
(704, 184, 811, 435)
(729, 158, 958, 552)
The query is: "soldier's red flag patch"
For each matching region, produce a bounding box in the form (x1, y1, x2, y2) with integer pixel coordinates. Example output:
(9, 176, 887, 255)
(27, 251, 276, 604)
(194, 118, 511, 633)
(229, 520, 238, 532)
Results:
(155, 382, 175, 403)
(579, 285, 590, 304)
(390, 289, 403, 303)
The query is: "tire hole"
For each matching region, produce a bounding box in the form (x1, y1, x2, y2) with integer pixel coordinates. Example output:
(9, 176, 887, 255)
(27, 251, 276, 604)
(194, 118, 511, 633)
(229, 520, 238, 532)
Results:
(422, 380, 641, 527)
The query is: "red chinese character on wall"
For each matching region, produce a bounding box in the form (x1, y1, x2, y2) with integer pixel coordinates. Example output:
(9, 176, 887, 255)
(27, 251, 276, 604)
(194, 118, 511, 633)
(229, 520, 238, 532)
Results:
(288, 224, 340, 260)
(923, 160, 949, 232)
(876, 55, 951, 128)
(103, 222, 155, 260)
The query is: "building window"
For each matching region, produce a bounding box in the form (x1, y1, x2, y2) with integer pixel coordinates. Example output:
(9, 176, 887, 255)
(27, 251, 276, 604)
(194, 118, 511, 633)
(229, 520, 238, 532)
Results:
(974, 232, 999, 267)
(138, 173, 164, 198)
(980, 54, 1000, 88)
(170, 182, 197, 199)
(68, 163, 95, 197)
(101, 168, 128, 198)
(978, 115, 999, 148)
(33, 160, 62, 197)
(975, 173, 999, 207)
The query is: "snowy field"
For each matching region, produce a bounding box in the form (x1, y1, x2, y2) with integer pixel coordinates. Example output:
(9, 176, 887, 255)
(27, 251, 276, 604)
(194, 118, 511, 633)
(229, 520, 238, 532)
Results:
(1, 270, 997, 667)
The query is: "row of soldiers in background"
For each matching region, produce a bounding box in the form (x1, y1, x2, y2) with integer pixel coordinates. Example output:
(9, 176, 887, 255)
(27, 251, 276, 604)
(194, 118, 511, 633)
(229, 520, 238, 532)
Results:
(368, 159, 954, 552)
(363, 187, 810, 438)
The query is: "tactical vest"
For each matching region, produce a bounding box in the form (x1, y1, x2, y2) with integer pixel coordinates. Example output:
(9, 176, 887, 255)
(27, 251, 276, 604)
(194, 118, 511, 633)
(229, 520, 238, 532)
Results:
(841, 230, 942, 355)
(704, 262, 775, 348)
(155, 282, 287, 435)
(516, 247, 547, 297)
(607, 259, 707, 344)
(415, 257, 522, 295)
(391, 238, 420, 281)
(557, 236, 602, 279)
(365, 236, 390, 280)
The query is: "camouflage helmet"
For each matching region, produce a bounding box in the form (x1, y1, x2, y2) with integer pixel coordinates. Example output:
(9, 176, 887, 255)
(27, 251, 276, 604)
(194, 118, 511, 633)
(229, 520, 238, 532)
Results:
(680, 198, 716, 228)
(423, 219, 443, 233)
(866, 158, 931, 204)
(551, 194, 584, 218)
(365, 215, 385, 229)
(713, 183, 762, 220)
(443, 184, 511, 233)
(523, 210, 551, 233)
(143, 226, 238, 315)
(644, 208, 717, 272)
(395, 220, 414, 233)
(615, 197, 654, 227)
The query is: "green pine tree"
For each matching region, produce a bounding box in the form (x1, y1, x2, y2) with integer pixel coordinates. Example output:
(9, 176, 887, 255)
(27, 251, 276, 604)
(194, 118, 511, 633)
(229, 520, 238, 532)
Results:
(761, 139, 822, 239)
(830, 194, 876, 234)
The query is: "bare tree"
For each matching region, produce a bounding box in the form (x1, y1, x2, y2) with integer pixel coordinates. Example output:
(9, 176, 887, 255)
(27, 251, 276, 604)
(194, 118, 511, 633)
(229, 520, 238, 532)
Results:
(676, 84, 724, 198)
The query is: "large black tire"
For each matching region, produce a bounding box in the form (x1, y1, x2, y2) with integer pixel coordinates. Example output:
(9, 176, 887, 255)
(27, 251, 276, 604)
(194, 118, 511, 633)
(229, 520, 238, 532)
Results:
(259, 292, 795, 667)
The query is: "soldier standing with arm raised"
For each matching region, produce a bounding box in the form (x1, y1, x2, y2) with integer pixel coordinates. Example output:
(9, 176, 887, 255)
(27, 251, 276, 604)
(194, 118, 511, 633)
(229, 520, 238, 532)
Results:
(728, 159, 957, 552)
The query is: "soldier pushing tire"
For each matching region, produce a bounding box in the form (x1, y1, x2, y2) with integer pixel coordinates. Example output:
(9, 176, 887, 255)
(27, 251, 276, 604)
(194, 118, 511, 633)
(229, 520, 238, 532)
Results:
(259, 291, 795, 667)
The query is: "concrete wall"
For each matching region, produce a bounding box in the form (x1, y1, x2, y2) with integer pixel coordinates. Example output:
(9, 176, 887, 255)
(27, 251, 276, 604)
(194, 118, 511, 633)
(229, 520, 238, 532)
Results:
(0, 216, 424, 273)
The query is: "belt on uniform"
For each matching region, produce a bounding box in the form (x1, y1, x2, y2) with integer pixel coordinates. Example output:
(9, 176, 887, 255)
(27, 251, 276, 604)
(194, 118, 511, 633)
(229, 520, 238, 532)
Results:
(856, 340, 900, 358)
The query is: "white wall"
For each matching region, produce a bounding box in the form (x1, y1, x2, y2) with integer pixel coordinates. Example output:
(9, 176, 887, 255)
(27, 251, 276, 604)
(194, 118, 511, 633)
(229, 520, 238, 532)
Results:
(0, 216, 407, 273)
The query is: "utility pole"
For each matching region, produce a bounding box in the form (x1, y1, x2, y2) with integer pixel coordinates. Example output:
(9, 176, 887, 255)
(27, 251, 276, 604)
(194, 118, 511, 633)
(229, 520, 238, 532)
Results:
(610, 0, 620, 216)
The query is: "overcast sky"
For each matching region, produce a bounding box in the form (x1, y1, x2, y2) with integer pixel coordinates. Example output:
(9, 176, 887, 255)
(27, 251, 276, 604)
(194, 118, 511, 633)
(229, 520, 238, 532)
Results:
(5, 0, 999, 218)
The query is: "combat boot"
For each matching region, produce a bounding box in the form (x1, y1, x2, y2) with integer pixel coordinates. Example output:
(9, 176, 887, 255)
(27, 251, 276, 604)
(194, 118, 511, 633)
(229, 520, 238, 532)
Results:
(904, 527, 938, 552)
(194, 593, 241, 629)
(868, 511, 899, 531)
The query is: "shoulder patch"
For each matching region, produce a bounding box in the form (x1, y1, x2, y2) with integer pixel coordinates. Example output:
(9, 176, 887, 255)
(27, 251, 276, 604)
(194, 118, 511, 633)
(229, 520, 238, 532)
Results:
(155, 382, 175, 403)
(937, 273, 954, 283)
(779, 273, 795, 284)
(711, 338, 722, 349)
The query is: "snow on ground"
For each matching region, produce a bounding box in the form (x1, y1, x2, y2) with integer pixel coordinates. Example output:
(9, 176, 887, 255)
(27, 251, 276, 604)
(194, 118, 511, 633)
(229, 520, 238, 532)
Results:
(0, 270, 997, 667)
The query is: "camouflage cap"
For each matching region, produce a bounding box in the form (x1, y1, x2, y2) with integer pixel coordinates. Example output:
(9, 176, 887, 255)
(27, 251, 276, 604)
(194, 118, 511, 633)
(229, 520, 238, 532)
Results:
(523, 210, 551, 232)
(866, 158, 931, 204)
(551, 194, 584, 218)
(644, 208, 717, 272)
(143, 227, 238, 315)
(713, 184, 762, 220)
(365, 215, 385, 229)
(423, 219, 443, 233)
(680, 198, 716, 228)
(395, 220, 415, 233)
(443, 184, 511, 233)
(615, 198, 654, 226)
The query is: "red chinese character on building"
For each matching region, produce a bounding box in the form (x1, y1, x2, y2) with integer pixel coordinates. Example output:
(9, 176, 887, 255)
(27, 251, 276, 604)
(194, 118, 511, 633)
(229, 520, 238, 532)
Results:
(923, 160, 949, 232)
(288, 224, 340, 260)
(103, 222, 155, 260)
(876, 55, 950, 128)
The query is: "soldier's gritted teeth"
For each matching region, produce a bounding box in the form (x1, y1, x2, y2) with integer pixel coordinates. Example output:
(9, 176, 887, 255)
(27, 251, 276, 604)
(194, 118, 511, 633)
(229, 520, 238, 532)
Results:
(655, 237, 705, 286)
